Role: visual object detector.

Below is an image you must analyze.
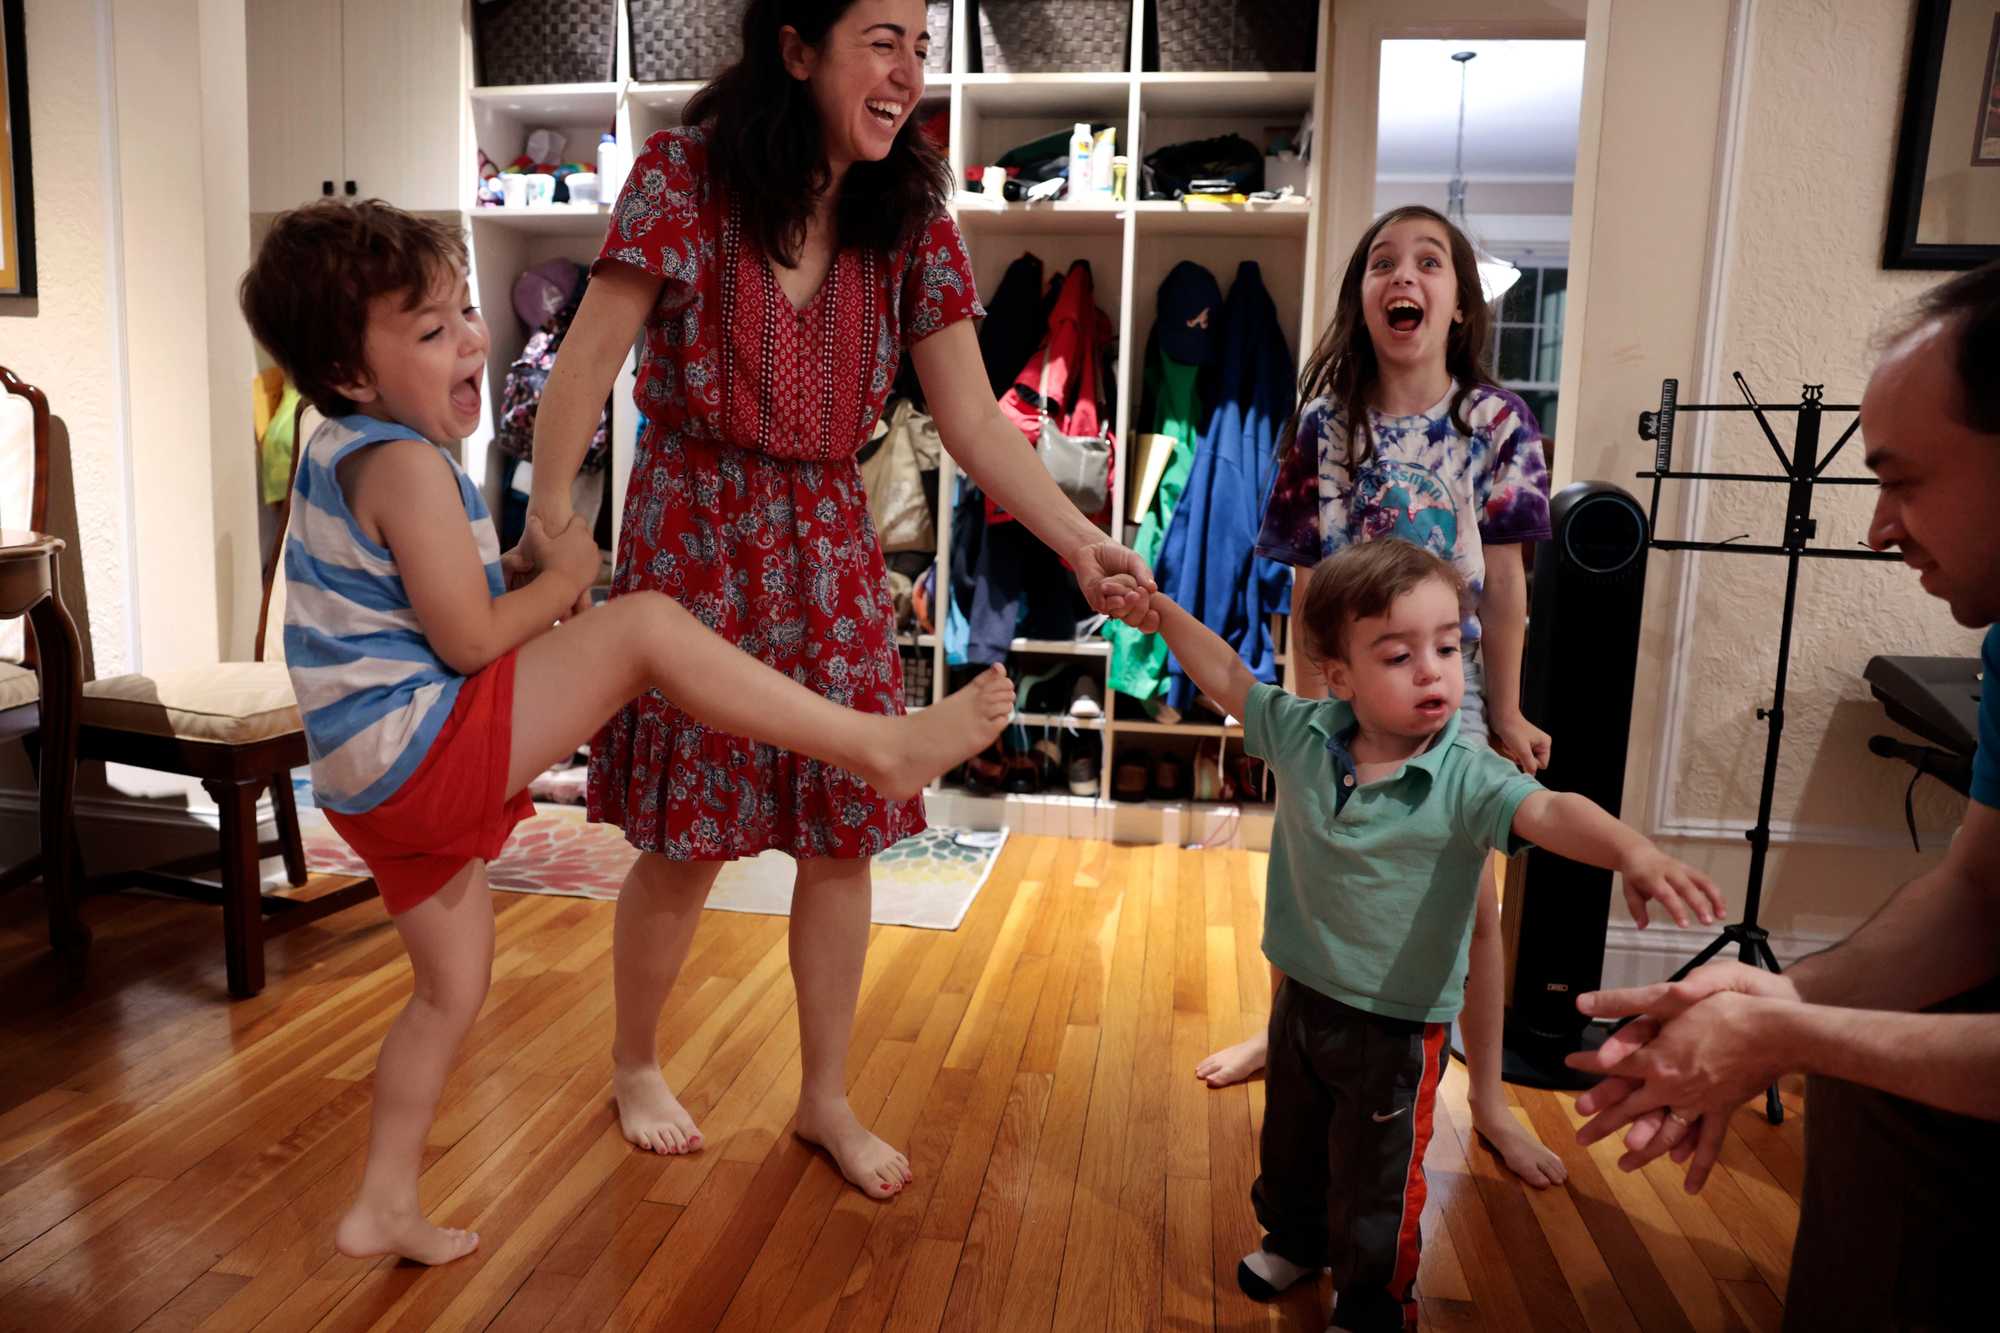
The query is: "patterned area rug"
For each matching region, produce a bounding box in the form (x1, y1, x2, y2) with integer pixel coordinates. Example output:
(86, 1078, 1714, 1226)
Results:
(295, 803, 1007, 931)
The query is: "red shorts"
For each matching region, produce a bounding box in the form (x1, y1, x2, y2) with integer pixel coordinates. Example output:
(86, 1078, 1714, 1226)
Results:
(324, 651, 534, 915)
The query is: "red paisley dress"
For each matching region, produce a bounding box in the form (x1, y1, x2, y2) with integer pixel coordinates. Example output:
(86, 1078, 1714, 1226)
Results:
(586, 126, 984, 861)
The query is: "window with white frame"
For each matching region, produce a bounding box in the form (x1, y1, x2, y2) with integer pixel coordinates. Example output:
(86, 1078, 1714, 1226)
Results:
(1488, 261, 1566, 440)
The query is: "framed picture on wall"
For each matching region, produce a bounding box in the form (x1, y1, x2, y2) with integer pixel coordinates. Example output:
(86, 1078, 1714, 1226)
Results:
(1886, 0, 2000, 268)
(0, 0, 34, 299)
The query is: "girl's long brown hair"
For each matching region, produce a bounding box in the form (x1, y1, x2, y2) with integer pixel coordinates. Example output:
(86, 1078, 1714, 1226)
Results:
(1282, 205, 1500, 470)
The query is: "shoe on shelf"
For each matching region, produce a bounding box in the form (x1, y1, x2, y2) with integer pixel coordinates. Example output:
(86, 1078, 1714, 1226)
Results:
(1151, 752, 1187, 801)
(1068, 675, 1104, 719)
(1031, 736, 1065, 789)
(1113, 750, 1151, 802)
(1067, 752, 1101, 797)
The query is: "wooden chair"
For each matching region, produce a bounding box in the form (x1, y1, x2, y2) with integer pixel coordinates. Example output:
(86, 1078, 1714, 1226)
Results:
(75, 400, 379, 997)
(0, 365, 87, 952)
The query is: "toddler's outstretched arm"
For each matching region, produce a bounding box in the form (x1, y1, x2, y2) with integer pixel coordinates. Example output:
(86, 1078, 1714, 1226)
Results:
(1512, 792, 1726, 929)
(1148, 592, 1258, 723)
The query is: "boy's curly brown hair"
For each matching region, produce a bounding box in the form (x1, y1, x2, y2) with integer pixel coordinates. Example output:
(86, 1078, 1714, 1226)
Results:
(1296, 539, 1466, 663)
(239, 198, 469, 418)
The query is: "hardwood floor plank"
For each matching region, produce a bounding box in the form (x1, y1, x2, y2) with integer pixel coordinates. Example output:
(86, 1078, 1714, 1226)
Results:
(1050, 845, 1151, 1331)
(483, 1270, 576, 1333)
(936, 1070, 1051, 1332)
(1164, 1175, 1213, 1333)
(991, 1023, 1099, 1333)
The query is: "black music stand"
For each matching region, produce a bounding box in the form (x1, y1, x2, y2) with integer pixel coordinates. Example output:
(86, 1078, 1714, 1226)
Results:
(1635, 374, 1900, 1124)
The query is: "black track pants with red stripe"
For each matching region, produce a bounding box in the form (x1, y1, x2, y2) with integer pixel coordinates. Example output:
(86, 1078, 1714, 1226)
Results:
(1252, 978, 1449, 1333)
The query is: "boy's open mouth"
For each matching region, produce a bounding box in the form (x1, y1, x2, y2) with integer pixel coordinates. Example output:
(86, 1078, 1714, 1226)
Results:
(451, 374, 481, 415)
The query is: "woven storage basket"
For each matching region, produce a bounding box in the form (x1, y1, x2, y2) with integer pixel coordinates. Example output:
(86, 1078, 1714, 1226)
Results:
(925, 1, 952, 72)
(630, 0, 740, 83)
(971, 0, 1131, 74)
(474, 0, 617, 87)
(1152, 0, 1318, 73)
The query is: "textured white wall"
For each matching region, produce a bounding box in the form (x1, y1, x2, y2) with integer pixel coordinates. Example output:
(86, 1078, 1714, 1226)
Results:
(1656, 0, 1978, 935)
(0, 0, 132, 675)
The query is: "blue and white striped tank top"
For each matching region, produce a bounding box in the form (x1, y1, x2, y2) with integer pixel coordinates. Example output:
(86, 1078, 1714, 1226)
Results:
(282, 415, 504, 814)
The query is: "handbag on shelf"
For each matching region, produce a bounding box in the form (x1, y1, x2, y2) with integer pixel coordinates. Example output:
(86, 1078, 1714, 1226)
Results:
(1031, 349, 1112, 514)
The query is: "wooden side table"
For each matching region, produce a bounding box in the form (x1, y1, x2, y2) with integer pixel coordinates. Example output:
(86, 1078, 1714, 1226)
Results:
(0, 529, 86, 952)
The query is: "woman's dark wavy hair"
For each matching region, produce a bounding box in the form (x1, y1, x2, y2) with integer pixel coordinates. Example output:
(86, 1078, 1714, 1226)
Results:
(1282, 205, 1500, 470)
(684, 0, 952, 266)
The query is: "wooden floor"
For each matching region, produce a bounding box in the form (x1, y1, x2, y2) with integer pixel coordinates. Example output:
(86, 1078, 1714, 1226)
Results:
(0, 836, 1805, 1332)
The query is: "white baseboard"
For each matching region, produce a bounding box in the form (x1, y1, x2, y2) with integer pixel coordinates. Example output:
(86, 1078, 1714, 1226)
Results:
(921, 788, 1274, 851)
(1654, 815, 1951, 854)
(0, 785, 280, 873)
(1597, 920, 1843, 990)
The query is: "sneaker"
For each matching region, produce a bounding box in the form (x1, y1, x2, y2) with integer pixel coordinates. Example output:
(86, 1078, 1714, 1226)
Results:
(1067, 752, 1100, 797)
(1151, 752, 1187, 800)
(1069, 675, 1104, 719)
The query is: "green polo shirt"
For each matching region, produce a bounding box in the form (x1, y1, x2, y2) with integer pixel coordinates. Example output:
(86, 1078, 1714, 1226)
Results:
(1244, 683, 1542, 1023)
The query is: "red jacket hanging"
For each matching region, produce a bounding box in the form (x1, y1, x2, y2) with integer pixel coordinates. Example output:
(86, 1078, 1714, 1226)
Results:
(991, 259, 1116, 524)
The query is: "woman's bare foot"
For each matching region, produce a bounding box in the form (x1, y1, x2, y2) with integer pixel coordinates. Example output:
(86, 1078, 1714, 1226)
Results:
(861, 665, 1013, 799)
(1195, 1030, 1269, 1088)
(1470, 1094, 1567, 1188)
(795, 1097, 910, 1199)
(334, 1202, 479, 1266)
(614, 1063, 704, 1155)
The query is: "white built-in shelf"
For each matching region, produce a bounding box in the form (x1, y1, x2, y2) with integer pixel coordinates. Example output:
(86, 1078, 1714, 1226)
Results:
(628, 80, 704, 115)
(957, 72, 1130, 117)
(1116, 719, 1244, 738)
(1015, 712, 1107, 731)
(1008, 637, 1110, 657)
(951, 198, 1127, 233)
(1136, 71, 1317, 117)
(895, 632, 942, 648)
(471, 204, 614, 236)
(471, 83, 621, 122)
(1131, 199, 1310, 236)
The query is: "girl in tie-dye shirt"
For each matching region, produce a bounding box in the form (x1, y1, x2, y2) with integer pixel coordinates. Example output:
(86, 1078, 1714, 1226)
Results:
(1194, 206, 1567, 1196)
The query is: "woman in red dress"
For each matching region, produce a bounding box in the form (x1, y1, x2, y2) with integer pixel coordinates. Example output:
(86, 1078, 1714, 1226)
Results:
(525, 0, 1155, 1199)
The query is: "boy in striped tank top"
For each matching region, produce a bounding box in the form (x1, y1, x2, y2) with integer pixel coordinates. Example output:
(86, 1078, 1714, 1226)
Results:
(239, 200, 1015, 1267)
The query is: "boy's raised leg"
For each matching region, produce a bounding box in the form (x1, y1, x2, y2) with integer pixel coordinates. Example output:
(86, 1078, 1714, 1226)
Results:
(334, 859, 494, 1265)
(505, 590, 1012, 802)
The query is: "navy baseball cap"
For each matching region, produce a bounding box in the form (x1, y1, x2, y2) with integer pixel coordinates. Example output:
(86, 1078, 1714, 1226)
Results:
(1156, 261, 1223, 366)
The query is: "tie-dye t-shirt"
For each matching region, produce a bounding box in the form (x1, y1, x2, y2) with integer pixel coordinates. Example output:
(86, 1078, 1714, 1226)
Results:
(1256, 382, 1552, 643)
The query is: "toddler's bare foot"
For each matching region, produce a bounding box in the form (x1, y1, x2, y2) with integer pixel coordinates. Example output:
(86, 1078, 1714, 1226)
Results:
(863, 665, 1013, 799)
(615, 1063, 704, 1155)
(1194, 1031, 1269, 1088)
(1471, 1094, 1567, 1188)
(795, 1097, 910, 1200)
(334, 1202, 479, 1266)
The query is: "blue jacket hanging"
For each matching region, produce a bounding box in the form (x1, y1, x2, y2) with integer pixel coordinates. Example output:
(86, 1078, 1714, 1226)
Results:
(1155, 261, 1296, 714)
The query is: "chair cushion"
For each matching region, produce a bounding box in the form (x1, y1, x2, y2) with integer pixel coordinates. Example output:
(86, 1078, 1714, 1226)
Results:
(81, 663, 301, 744)
(0, 659, 34, 711)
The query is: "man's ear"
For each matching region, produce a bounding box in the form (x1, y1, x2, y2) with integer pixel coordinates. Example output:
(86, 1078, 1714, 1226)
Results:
(777, 25, 816, 81)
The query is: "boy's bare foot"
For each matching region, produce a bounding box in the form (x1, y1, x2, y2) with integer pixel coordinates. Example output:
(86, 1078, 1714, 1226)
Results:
(1194, 1030, 1269, 1088)
(614, 1063, 704, 1155)
(334, 1202, 479, 1266)
(1470, 1094, 1567, 1188)
(795, 1097, 910, 1199)
(862, 664, 1013, 799)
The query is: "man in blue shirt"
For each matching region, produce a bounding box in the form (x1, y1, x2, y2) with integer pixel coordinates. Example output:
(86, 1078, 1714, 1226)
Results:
(1565, 260, 2000, 1331)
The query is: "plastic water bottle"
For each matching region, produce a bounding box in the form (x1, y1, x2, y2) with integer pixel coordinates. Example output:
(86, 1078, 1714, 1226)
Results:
(597, 133, 628, 201)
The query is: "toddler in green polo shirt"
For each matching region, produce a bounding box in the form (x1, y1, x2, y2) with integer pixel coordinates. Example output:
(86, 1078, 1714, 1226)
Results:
(1147, 538, 1722, 1333)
